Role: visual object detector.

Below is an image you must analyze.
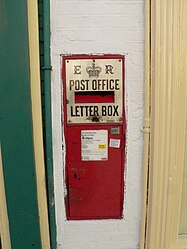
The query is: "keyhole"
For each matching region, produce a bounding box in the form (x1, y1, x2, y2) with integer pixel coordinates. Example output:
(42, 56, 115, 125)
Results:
(91, 116, 100, 122)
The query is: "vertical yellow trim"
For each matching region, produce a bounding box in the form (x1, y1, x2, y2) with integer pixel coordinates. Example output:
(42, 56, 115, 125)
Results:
(179, 0, 187, 235)
(140, 0, 151, 248)
(171, 0, 187, 246)
(27, 1, 51, 249)
(0, 145, 11, 249)
(145, 0, 187, 248)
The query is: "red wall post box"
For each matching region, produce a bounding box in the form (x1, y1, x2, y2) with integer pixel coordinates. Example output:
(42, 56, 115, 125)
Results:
(62, 54, 126, 220)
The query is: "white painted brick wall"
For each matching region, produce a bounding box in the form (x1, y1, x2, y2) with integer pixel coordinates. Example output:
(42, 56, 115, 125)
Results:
(51, 0, 144, 248)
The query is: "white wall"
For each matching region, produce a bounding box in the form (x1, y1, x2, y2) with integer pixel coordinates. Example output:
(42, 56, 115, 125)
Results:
(51, 1, 144, 248)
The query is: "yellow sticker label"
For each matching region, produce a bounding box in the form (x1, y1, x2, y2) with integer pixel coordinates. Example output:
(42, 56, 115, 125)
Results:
(98, 144, 106, 149)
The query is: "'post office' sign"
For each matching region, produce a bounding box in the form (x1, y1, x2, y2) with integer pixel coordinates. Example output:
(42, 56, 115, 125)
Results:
(63, 55, 125, 124)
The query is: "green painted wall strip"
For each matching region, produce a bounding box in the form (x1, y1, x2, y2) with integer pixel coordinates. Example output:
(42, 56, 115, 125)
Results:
(38, 0, 57, 248)
(0, 1, 42, 249)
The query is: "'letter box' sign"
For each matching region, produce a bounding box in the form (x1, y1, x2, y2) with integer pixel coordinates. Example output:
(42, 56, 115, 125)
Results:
(62, 55, 126, 220)
(65, 57, 123, 123)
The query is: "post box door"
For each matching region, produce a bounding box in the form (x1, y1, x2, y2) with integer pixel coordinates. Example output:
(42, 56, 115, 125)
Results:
(66, 124, 125, 219)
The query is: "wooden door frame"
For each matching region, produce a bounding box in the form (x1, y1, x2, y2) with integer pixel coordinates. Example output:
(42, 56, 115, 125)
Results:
(141, 0, 187, 248)
(27, 1, 51, 248)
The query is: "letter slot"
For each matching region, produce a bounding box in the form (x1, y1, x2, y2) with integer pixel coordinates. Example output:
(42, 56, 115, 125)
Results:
(75, 91, 115, 103)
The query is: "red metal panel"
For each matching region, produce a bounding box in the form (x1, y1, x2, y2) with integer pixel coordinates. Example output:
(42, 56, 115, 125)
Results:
(62, 54, 126, 220)
(66, 124, 125, 219)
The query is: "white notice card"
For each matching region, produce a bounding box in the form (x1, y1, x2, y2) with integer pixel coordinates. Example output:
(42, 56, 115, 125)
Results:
(81, 130, 108, 161)
(109, 139, 121, 148)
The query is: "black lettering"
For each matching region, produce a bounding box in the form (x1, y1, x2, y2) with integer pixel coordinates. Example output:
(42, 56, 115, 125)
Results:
(90, 79, 121, 91)
(85, 80, 89, 90)
(94, 106, 99, 116)
(102, 79, 106, 90)
(105, 79, 108, 90)
(74, 65, 81, 75)
(71, 105, 119, 118)
(108, 106, 113, 116)
(97, 79, 102, 90)
(92, 80, 97, 90)
(89, 106, 94, 116)
(105, 65, 114, 74)
(80, 80, 85, 90)
(70, 106, 76, 116)
(115, 79, 120, 90)
(79, 106, 84, 116)
(75, 80, 80, 90)
(109, 79, 115, 90)
(113, 105, 119, 116)
(75, 106, 80, 116)
(102, 106, 107, 116)
(85, 106, 89, 116)
(69, 80, 74, 91)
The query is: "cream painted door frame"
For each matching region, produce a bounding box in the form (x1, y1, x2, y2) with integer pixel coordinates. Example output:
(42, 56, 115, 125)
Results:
(27, 1, 51, 248)
(142, 0, 187, 249)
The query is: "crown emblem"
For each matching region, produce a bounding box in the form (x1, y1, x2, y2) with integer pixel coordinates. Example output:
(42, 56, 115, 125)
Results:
(86, 63, 102, 77)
